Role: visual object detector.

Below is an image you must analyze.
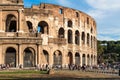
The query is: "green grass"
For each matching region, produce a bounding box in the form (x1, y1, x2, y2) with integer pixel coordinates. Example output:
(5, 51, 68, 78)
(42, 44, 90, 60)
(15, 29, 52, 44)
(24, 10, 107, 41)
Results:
(0, 70, 48, 74)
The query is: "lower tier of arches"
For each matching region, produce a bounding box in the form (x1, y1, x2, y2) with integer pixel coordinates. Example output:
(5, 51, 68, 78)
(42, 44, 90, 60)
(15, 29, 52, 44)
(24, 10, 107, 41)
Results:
(0, 44, 97, 68)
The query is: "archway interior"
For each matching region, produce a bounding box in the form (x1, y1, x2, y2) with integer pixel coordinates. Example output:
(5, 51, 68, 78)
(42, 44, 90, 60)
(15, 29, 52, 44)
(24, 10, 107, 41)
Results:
(53, 51, 62, 66)
(75, 31, 80, 45)
(68, 30, 72, 43)
(82, 54, 86, 65)
(58, 28, 64, 38)
(26, 21, 33, 32)
(5, 47, 16, 67)
(68, 52, 73, 65)
(6, 14, 17, 32)
(38, 21, 49, 34)
(43, 50, 49, 64)
(24, 48, 35, 67)
(75, 53, 80, 65)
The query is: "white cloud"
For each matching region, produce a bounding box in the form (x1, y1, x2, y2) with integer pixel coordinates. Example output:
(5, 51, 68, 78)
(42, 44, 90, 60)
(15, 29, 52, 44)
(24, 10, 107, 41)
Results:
(85, 0, 120, 40)
(86, 0, 120, 10)
(56, 0, 72, 7)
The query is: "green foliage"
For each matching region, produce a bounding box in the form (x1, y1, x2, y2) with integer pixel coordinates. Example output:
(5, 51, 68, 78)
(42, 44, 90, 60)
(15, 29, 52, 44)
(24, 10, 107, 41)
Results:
(97, 40, 120, 64)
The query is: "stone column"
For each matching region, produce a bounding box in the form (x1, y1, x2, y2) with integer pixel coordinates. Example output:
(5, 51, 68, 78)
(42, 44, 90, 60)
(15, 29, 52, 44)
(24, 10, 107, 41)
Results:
(62, 47, 67, 68)
(18, 9, 23, 32)
(85, 54, 87, 66)
(0, 9, 2, 32)
(73, 53, 75, 64)
(49, 47, 53, 68)
(18, 43, 23, 67)
(80, 54, 82, 66)
(37, 44, 41, 65)
(0, 44, 2, 64)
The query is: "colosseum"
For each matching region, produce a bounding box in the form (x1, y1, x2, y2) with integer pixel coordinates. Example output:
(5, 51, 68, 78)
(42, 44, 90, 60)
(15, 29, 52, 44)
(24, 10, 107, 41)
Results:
(0, 0, 97, 68)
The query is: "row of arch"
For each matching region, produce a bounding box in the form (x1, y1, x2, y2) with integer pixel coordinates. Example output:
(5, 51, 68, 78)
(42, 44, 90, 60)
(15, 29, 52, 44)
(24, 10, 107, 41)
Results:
(5, 47, 96, 67)
(5, 14, 95, 35)
(59, 27, 97, 48)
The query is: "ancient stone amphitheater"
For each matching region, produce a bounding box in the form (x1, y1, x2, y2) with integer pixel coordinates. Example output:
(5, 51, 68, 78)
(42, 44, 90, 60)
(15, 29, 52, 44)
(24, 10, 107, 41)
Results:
(0, 0, 97, 68)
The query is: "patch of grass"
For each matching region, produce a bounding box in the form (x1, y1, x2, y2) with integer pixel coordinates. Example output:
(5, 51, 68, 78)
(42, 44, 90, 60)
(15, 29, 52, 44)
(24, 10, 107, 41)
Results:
(0, 70, 48, 74)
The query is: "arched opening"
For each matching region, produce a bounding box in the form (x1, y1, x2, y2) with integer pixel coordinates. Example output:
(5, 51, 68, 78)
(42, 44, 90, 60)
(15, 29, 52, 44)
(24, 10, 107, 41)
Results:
(82, 32, 85, 44)
(23, 48, 35, 67)
(75, 30, 80, 45)
(38, 21, 49, 34)
(82, 54, 86, 66)
(76, 12, 79, 17)
(68, 20, 72, 27)
(87, 54, 90, 66)
(5, 47, 16, 67)
(91, 28, 93, 33)
(87, 33, 90, 46)
(68, 30, 73, 44)
(91, 36, 93, 48)
(53, 50, 62, 67)
(43, 50, 49, 64)
(58, 27, 64, 38)
(75, 52, 80, 65)
(6, 14, 17, 32)
(68, 52, 73, 65)
(26, 21, 33, 32)
(91, 55, 93, 66)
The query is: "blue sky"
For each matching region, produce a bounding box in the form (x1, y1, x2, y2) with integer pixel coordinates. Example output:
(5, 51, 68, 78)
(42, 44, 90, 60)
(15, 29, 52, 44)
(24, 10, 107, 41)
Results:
(24, 0, 120, 41)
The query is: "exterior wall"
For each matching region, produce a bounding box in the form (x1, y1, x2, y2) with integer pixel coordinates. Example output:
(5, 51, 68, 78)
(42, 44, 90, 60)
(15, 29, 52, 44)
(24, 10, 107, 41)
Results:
(0, 1, 97, 68)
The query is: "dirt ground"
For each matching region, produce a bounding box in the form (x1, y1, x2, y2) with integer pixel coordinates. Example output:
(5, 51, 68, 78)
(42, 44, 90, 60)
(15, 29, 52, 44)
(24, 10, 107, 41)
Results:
(0, 70, 120, 79)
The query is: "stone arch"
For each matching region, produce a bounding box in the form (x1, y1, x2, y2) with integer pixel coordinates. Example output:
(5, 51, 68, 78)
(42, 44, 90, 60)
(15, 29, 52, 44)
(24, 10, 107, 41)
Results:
(76, 12, 79, 17)
(6, 14, 17, 32)
(82, 32, 85, 44)
(75, 52, 80, 65)
(23, 47, 36, 67)
(82, 54, 86, 65)
(58, 27, 64, 38)
(91, 36, 93, 48)
(38, 21, 49, 34)
(91, 55, 93, 65)
(87, 33, 90, 46)
(68, 52, 73, 65)
(5, 47, 16, 67)
(68, 30, 73, 44)
(87, 54, 90, 66)
(53, 50, 62, 66)
(68, 20, 73, 27)
(43, 50, 49, 64)
(26, 21, 33, 32)
(75, 30, 80, 45)
(91, 27, 93, 33)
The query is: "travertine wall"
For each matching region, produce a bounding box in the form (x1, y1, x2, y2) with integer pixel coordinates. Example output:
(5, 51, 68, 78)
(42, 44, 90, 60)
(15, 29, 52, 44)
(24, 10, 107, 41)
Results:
(0, 0, 97, 68)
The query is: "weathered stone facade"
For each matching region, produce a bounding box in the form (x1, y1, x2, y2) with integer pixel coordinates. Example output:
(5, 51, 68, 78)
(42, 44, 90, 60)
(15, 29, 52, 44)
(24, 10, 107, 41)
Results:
(0, 0, 97, 68)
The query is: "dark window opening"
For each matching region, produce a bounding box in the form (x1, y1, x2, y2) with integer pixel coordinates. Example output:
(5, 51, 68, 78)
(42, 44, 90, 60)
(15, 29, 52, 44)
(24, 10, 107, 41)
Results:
(27, 21, 33, 32)
(5, 47, 16, 67)
(38, 21, 49, 34)
(68, 52, 73, 65)
(75, 53, 80, 65)
(87, 17, 89, 24)
(24, 48, 35, 67)
(68, 30, 73, 44)
(59, 8, 63, 14)
(53, 51, 62, 66)
(6, 14, 17, 32)
(82, 32, 85, 44)
(58, 28, 64, 38)
(76, 12, 79, 17)
(75, 30, 80, 45)
(68, 20, 72, 27)
(43, 50, 49, 64)
(87, 33, 90, 46)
